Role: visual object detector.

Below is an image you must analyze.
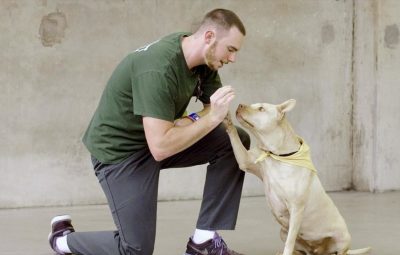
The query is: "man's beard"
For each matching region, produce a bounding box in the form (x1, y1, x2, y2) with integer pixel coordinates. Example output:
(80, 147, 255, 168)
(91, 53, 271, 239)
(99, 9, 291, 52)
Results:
(205, 42, 219, 70)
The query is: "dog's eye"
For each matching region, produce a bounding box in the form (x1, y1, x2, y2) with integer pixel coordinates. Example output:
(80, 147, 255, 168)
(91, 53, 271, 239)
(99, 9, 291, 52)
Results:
(258, 107, 265, 112)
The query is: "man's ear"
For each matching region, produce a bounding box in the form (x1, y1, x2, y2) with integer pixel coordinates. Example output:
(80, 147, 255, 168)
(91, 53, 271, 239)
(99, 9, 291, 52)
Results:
(278, 99, 296, 113)
(204, 30, 216, 44)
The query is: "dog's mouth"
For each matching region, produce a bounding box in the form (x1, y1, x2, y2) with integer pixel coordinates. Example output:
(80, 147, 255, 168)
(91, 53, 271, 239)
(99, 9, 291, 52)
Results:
(236, 112, 254, 128)
(242, 118, 254, 127)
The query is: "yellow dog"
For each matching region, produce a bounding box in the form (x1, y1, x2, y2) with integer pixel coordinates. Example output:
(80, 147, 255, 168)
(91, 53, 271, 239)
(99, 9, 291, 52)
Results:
(224, 99, 371, 255)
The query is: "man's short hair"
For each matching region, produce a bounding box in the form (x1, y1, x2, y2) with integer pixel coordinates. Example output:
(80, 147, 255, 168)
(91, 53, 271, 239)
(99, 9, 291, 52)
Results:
(200, 8, 246, 36)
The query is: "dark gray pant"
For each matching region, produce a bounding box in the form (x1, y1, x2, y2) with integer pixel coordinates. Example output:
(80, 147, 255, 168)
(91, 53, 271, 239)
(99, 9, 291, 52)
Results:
(67, 125, 250, 255)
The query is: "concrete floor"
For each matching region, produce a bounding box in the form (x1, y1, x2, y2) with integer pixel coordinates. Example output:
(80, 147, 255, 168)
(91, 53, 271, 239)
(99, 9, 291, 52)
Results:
(1, 191, 399, 255)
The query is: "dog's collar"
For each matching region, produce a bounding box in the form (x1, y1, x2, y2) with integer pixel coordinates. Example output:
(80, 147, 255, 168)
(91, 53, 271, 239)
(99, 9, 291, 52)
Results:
(272, 150, 298, 157)
(257, 139, 302, 159)
(254, 137, 317, 173)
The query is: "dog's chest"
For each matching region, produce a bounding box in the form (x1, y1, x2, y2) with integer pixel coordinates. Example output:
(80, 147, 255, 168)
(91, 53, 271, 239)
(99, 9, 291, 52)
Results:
(265, 187, 291, 227)
(261, 158, 311, 191)
(260, 158, 314, 227)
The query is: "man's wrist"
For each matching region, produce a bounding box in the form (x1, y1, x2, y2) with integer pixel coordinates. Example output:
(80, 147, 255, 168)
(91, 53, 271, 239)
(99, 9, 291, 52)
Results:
(186, 112, 201, 122)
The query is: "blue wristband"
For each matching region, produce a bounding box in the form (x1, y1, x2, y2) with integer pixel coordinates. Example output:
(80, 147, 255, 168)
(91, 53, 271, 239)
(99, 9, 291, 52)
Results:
(187, 112, 200, 122)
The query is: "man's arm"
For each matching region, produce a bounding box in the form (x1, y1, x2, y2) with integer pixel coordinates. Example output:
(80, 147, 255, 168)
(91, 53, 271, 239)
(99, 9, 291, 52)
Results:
(173, 104, 210, 127)
(143, 86, 234, 161)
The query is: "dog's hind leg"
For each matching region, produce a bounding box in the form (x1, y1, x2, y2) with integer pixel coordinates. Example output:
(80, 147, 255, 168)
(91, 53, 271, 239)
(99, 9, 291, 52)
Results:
(329, 232, 351, 255)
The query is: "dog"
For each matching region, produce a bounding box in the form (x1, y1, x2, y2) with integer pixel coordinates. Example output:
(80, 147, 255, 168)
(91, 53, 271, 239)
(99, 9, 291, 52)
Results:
(224, 99, 371, 255)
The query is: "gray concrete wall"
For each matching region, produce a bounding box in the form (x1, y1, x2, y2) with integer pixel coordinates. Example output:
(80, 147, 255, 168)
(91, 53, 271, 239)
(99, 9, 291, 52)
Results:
(353, 0, 400, 192)
(375, 1, 400, 191)
(0, 0, 398, 208)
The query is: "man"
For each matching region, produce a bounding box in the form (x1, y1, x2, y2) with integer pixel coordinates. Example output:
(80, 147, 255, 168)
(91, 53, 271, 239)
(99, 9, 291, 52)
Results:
(49, 8, 250, 255)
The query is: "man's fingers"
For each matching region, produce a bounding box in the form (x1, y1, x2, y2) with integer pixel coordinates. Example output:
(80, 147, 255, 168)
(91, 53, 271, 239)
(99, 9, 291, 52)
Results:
(212, 88, 235, 101)
(215, 91, 235, 105)
(224, 93, 235, 103)
(209, 86, 235, 123)
(211, 86, 234, 100)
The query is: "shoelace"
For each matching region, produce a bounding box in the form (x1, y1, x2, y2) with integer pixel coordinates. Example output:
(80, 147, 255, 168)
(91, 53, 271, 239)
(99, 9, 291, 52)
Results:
(212, 235, 227, 255)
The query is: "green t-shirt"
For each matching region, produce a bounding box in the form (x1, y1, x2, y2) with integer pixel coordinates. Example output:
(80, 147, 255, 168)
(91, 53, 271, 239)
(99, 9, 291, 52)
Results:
(82, 32, 222, 163)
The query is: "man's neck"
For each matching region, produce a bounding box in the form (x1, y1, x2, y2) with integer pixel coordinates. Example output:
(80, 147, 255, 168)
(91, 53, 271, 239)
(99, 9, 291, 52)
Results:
(181, 35, 204, 70)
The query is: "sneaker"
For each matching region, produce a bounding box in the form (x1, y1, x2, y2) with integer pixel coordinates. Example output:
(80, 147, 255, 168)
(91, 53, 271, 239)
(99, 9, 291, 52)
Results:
(184, 233, 244, 255)
(48, 215, 75, 255)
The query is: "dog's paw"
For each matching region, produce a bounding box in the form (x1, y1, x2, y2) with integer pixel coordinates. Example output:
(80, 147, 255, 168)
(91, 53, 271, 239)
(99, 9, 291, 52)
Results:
(222, 112, 234, 132)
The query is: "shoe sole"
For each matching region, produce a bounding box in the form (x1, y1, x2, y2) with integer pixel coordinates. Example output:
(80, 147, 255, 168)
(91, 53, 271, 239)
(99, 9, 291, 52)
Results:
(48, 215, 72, 241)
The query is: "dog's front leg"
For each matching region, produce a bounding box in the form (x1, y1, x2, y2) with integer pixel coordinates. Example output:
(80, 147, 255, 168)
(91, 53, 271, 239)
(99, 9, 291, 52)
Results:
(282, 205, 305, 255)
(223, 113, 258, 173)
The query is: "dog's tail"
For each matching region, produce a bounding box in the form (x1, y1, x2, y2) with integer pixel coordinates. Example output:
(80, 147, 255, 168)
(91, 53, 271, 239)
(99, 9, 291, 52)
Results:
(347, 247, 372, 255)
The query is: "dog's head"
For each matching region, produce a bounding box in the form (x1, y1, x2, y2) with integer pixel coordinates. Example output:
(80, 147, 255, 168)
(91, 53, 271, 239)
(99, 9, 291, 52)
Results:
(235, 99, 296, 135)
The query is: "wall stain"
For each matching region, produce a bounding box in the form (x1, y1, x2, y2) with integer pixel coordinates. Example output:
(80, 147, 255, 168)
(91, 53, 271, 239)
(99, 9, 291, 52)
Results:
(321, 23, 335, 44)
(384, 24, 399, 49)
(39, 10, 67, 47)
(326, 127, 343, 141)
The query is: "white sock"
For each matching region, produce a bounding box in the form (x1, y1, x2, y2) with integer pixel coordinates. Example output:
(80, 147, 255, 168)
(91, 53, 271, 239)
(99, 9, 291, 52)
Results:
(192, 229, 215, 244)
(56, 235, 72, 254)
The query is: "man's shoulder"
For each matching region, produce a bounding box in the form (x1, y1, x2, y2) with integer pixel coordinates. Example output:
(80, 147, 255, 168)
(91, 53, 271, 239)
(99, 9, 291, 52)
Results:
(127, 32, 189, 75)
(133, 32, 188, 55)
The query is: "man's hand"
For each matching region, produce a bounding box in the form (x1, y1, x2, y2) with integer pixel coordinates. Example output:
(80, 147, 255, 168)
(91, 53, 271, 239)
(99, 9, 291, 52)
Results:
(209, 86, 235, 125)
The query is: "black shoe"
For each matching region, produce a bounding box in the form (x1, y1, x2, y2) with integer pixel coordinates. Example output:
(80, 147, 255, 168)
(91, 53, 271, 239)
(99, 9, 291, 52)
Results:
(184, 233, 244, 255)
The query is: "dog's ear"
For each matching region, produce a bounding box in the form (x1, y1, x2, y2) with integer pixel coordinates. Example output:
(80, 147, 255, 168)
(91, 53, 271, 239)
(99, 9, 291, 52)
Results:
(278, 99, 296, 120)
(279, 99, 296, 113)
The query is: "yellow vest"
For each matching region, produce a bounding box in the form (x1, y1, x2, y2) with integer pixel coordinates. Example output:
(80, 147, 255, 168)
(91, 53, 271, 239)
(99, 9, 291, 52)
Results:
(254, 137, 317, 173)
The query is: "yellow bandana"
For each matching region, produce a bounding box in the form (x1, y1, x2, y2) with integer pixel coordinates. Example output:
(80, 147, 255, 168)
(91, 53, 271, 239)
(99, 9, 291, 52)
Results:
(254, 137, 317, 173)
